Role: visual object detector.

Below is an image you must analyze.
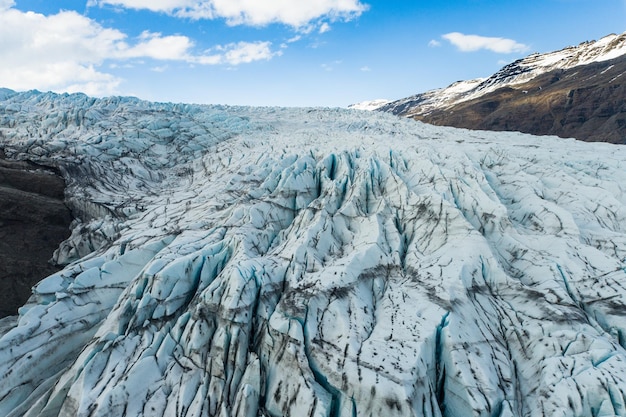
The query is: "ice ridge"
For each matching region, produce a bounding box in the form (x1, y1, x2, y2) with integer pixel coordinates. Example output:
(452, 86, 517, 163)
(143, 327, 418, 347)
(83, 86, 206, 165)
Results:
(0, 90, 626, 417)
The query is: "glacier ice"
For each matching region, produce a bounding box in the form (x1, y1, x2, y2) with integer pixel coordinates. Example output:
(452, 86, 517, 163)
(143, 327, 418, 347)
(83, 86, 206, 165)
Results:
(0, 90, 626, 416)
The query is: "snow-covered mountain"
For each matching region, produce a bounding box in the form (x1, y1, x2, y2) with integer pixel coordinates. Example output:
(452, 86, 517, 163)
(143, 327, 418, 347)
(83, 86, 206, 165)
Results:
(1, 89, 626, 417)
(347, 99, 390, 111)
(379, 32, 626, 120)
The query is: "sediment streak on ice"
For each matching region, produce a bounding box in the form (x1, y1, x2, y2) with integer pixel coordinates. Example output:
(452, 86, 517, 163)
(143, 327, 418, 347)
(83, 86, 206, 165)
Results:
(0, 91, 626, 416)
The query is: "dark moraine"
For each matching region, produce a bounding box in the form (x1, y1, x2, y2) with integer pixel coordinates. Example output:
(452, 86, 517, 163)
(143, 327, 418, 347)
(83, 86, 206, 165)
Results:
(0, 150, 72, 318)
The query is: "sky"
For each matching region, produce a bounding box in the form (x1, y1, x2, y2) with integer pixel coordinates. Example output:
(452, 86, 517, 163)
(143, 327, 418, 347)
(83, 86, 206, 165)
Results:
(1, 0, 625, 107)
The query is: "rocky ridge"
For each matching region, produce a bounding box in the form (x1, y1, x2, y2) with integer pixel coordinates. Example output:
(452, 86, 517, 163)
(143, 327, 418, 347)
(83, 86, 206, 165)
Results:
(378, 32, 626, 143)
(415, 55, 626, 143)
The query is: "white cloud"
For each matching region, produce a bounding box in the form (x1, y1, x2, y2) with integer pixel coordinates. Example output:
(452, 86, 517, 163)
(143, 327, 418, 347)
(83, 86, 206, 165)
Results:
(319, 22, 331, 34)
(442, 32, 529, 54)
(0, 7, 125, 95)
(360, 66, 371, 72)
(0, 0, 14, 11)
(281, 34, 302, 48)
(121, 31, 195, 60)
(0, 4, 279, 96)
(90, 0, 368, 30)
(308, 40, 326, 49)
(200, 41, 280, 65)
(428, 39, 441, 48)
(321, 60, 342, 72)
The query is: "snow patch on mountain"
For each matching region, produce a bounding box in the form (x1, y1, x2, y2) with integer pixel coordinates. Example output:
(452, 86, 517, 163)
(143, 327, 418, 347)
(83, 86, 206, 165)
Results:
(347, 99, 390, 111)
(0, 90, 626, 417)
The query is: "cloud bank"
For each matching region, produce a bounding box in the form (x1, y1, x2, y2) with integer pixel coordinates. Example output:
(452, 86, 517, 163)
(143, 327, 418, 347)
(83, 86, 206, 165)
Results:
(0, 3, 278, 96)
(442, 32, 529, 54)
(89, 0, 369, 29)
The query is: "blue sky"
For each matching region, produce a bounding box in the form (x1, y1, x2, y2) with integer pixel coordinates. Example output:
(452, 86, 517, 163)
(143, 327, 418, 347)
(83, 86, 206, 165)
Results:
(1, 0, 625, 107)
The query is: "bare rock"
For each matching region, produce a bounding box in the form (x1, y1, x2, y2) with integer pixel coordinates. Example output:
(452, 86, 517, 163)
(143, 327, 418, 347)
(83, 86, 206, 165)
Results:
(0, 151, 71, 318)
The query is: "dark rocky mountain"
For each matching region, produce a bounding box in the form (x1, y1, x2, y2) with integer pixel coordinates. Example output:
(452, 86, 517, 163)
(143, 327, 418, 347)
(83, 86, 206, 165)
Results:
(417, 56, 626, 143)
(379, 33, 626, 144)
(0, 150, 72, 318)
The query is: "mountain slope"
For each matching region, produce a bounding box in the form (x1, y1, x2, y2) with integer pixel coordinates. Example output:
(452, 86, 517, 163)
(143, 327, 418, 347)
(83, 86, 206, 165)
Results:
(0, 152, 71, 318)
(1, 91, 626, 417)
(419, 55, 626, 143)
(379, 33, 626, 143)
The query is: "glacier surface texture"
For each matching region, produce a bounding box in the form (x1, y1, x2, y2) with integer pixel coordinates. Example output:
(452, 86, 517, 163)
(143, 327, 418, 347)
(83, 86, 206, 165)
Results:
(1, 90, 626, 417)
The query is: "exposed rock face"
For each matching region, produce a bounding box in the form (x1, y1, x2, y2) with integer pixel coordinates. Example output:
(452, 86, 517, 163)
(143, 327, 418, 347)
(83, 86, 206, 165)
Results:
(0, 150, 72, 318)
(417, 56, 626, 144)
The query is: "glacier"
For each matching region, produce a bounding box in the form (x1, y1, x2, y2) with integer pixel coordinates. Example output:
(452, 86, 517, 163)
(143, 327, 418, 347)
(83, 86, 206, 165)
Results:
(0, 90, 626, 417)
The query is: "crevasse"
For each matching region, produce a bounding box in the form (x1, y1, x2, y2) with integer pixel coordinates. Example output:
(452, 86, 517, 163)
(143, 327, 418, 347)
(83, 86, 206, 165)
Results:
(0, 90, 625, 417)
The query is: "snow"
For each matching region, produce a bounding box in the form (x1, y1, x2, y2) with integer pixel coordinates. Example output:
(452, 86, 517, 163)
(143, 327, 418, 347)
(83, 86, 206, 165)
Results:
(0, 90, 626, 416)
(347, 99, 391, 111)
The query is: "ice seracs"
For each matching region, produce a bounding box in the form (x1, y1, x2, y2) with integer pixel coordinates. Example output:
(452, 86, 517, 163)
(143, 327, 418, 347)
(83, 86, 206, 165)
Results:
(0, 90, 626, 416)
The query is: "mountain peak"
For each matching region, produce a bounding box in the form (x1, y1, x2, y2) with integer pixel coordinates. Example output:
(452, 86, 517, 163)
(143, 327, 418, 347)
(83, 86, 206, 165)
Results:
(379, 31, 626, 143)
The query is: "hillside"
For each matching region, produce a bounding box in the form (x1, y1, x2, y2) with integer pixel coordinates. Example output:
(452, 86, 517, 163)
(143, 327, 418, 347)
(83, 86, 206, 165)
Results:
(419, 55, 626, 143)
(379, 33, 626, 143)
